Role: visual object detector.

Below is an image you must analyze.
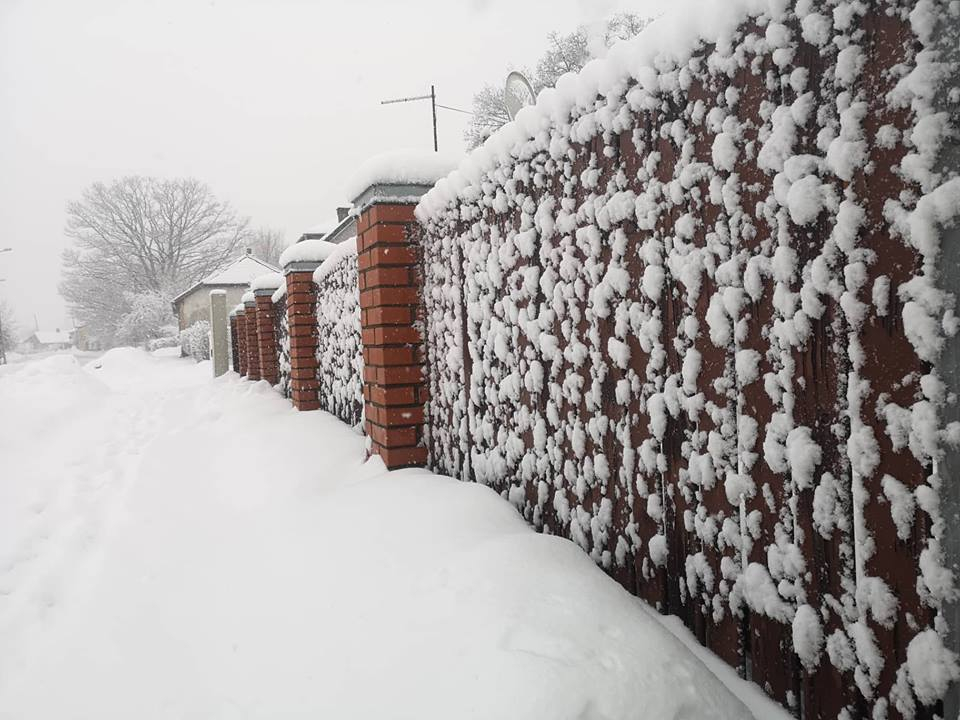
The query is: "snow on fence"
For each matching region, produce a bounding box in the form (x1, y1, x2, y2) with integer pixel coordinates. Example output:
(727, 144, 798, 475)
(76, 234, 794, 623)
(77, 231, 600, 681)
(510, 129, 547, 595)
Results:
(227, 313, 238, 372)
(313, 239, 363, 427)
(272, 289, 291, 398)
(413, 3, 959, 718)
(232, 308, 247, 376)
(221, 2, 958, 716)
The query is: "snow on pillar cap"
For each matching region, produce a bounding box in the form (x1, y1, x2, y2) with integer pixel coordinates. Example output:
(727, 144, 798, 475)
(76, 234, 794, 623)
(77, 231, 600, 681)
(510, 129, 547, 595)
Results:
(250, 272, 284, 297)
(241, 291, 256, 305)
(346, 149, 459, 213)
(279, 239, 337, 274)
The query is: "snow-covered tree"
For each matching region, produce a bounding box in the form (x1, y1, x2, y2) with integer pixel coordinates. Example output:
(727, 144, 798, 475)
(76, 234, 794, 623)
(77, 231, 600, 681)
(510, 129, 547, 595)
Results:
(114, 290, 178, 347)
(464, 13, 650, 148)
(61, 176, 248, 344)
(0, 299, 18, 360)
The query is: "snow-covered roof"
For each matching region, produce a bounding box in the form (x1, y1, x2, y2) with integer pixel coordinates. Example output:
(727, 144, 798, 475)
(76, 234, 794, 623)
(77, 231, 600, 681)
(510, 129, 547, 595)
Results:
(303, 222, 333, 237)
(250, 272, 284, 292)
(345, 149, 459, 203)
(279, 239, 338, 267)
(172, 253, 278, 304)
(202, 254, 278, 285)
(31, 330, 72, 345)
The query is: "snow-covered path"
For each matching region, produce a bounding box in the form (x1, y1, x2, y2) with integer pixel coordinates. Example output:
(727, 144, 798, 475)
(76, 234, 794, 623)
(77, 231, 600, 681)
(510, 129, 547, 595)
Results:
(0, 350, 781, 719)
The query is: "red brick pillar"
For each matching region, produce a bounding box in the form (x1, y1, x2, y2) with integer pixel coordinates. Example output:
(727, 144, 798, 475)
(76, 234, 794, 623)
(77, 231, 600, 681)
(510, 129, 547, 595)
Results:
(235, 310, 248, 377)
(285, 267, 321, 411)
(243, 296, 260, 380)
(254, 291, 278, 385)
(357, 202, 427, 469)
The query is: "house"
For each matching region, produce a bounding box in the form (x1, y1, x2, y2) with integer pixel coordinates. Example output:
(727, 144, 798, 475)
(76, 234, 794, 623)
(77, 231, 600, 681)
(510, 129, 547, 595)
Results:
(318, 207, 356, 245)
(22, 329, 73, 353)
(171, 251, 278, 331)
(288, 208, 357, 250)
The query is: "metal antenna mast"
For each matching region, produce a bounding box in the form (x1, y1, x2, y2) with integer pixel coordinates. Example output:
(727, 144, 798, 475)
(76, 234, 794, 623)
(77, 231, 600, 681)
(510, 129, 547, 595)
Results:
(380, 85, 470, 152)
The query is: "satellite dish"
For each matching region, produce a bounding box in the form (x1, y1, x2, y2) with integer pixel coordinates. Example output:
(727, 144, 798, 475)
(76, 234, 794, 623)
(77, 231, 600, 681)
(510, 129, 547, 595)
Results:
(504, 71, 535, 120)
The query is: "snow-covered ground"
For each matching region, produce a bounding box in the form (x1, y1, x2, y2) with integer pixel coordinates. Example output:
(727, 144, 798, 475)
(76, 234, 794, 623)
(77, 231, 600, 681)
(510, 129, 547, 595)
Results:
(0, 349, 786, 719)
(0, 348, 104, 372)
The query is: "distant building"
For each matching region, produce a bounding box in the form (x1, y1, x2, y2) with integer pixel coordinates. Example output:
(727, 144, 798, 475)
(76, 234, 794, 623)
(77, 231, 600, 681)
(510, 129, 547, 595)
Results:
(22, 329, 73, 353)
(70, 324, 102, 351)
(288, 208, 357, 249)
(319, 207, 356, 245)
(171, 251, 278, 331)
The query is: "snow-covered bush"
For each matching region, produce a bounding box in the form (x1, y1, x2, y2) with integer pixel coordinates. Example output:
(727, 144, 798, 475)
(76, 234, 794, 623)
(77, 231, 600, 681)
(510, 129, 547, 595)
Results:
(180, 320, 210, 361)
(146, 326, 180, 351)
(415, 2, 959, 716)
(314, 240, 362, 427)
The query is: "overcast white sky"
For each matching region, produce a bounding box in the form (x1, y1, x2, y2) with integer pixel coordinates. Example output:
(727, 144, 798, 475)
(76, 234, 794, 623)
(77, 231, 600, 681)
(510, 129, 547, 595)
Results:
(0, 0, 668, 332)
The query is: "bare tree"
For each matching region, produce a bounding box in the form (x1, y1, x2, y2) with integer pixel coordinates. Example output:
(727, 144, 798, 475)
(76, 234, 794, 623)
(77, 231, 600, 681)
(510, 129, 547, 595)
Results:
(535, 29, 590, 90)
(464, 83, 516, 150)
(606, 11, 649, 41)
(0, 299, 18, 362)
(464, 13, 650, 148)
(61, 176, 248, 344)
(247, 227, 288, 267)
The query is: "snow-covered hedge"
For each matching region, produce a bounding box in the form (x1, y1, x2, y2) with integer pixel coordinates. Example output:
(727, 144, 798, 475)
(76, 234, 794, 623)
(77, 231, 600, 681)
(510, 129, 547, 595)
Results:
(314, 240, 363, 427)
(147, 331, 180, 352)
(180, 320, 210, 361)
(416, 2, 959, 716)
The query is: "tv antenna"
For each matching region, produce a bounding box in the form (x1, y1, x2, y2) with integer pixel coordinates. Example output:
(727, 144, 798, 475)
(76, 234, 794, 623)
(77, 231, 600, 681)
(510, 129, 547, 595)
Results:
(380, 85, 470, 152)
(504, 71, 536, 120)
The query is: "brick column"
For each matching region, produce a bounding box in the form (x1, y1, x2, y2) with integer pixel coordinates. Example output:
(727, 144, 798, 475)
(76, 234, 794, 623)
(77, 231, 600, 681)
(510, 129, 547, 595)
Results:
(243, 296, 260, 380)
(254, 291, 278, 385)
(285, 264, 321, 411)
(235, 310, 248, 377)
(356, 200, 428, 469)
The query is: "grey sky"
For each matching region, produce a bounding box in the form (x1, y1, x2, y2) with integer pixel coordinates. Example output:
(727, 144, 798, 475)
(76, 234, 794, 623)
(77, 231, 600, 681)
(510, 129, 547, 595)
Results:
(0, 0, 667, 333)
